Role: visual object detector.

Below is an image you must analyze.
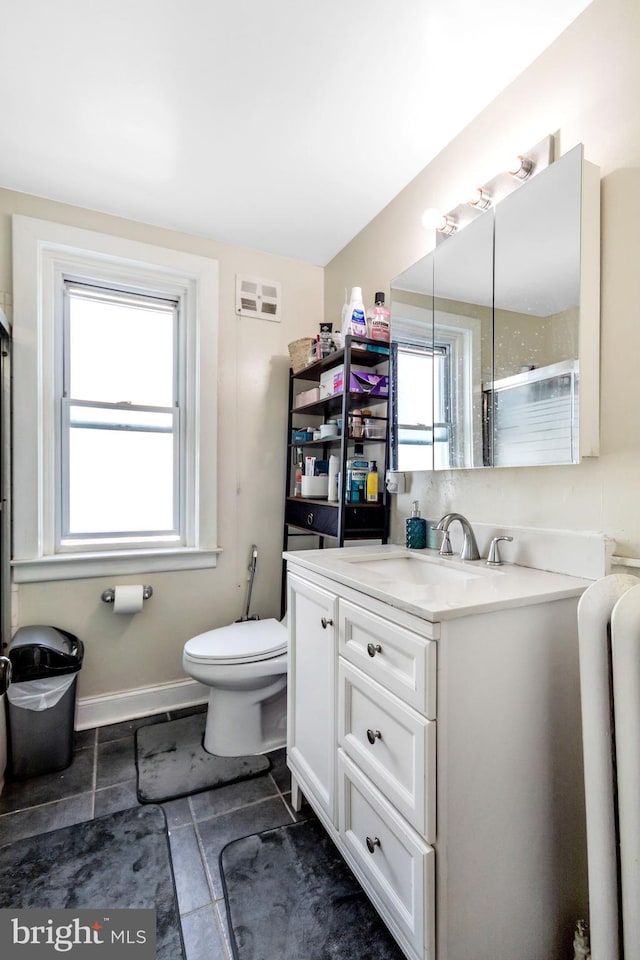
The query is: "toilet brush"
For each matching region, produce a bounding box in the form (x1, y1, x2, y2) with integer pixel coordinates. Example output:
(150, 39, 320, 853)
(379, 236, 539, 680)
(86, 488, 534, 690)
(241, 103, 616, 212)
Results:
(235, 544, 260, 622)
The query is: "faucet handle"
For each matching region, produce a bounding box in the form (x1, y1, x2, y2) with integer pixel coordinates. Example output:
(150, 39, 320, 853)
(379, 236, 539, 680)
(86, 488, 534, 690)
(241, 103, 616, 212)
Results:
(439, 529, 453, 556)
(487, 536, 513, 566)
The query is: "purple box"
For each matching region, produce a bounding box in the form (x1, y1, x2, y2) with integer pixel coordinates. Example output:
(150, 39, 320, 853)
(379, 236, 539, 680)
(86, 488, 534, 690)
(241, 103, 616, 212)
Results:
(333, 369, 389, 397)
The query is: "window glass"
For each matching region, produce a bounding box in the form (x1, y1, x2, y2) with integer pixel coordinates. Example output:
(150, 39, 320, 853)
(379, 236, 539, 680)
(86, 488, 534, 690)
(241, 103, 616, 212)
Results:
(67, 285, 175, 407)
(62, 282, 179, 544)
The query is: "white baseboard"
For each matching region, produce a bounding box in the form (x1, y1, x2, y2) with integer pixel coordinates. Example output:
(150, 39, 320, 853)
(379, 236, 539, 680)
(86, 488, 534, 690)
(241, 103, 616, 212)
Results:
(75, 678, 209, 730)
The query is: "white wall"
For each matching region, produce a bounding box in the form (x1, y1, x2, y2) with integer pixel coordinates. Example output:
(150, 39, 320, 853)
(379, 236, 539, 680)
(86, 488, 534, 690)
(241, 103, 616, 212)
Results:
(325, 0, 640, 560)
(0, 188, 322, 700)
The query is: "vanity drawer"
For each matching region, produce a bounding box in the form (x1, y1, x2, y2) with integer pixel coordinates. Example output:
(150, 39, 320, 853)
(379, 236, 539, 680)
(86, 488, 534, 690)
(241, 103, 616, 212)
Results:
(339, 599, 436, 717)
(338, 751, 435, 960)
(339, 659, 435, 840)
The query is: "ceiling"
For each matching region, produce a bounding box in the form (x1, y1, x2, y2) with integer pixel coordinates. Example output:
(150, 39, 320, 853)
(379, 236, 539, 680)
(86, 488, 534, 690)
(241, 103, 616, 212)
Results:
(0, 1, 591, 266)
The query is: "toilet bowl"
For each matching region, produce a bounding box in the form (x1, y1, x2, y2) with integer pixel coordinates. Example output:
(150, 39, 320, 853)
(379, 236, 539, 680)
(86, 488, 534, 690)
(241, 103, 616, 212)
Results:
(182, 617, 288, 757)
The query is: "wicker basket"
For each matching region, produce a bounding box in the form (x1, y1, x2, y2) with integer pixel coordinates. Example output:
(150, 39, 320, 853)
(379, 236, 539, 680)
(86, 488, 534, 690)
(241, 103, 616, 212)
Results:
(288, 337, 315, 373)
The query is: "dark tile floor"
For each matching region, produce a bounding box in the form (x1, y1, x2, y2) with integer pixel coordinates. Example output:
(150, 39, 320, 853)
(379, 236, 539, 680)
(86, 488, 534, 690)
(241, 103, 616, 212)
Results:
(0, 705, 305, 960)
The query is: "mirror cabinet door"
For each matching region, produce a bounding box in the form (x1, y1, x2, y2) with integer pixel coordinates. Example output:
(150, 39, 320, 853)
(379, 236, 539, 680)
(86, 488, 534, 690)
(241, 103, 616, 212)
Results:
(491, 144, 582, 466)
(433, 210, 493, 469)
(390, 253, 434, 472)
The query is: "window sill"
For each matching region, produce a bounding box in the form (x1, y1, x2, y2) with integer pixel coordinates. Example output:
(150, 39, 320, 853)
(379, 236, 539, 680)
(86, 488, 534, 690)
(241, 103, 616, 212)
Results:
(11, 547, 222, 583)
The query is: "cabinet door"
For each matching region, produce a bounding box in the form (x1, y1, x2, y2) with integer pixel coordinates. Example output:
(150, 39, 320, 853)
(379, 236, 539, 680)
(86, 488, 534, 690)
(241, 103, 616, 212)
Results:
(287, 572, 338, 823)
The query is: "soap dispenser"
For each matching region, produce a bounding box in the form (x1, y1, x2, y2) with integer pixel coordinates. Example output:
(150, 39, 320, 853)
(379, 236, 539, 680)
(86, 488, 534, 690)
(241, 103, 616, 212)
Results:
(406, 500, 427, 549)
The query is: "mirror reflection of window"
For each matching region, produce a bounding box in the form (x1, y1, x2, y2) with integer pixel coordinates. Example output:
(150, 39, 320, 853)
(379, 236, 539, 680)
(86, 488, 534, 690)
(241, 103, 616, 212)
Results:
(395, 342, 450, 471)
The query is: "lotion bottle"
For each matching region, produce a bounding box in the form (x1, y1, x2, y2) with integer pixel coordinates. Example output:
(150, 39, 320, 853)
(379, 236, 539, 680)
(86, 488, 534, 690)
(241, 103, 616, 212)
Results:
(406, 500, 427, 549)
(366, 460, 379, 502)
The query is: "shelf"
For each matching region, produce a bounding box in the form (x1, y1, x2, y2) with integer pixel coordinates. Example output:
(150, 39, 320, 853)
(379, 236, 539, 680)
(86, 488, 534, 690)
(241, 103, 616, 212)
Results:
(283, 332, 390, 583)
(292, 391, 388, 417)
(293, 336, 390, 382)
(285, 496, 383, 508)
(288, 436, 386, 449)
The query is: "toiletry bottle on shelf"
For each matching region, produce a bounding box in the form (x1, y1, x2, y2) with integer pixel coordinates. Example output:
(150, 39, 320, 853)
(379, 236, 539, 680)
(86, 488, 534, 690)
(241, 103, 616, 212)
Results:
(366, 460, 379, 502)
(328, 455, 339, 502)
(346, 287, 368, 338)
(341, 288, 350, 329)
(294, 460, 303, 497)
(369, 292, 391, 342)
(406, 500, 427, 549)
(346, 454, 369, 503)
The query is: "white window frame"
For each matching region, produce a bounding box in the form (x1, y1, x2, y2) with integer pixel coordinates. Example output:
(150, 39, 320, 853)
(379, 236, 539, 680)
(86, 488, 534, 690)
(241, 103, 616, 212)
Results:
(11, 215, 220, 582)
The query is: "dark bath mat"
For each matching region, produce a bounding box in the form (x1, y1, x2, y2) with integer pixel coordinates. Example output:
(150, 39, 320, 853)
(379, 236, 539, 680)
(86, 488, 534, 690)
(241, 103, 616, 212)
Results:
(0, 804, 184, 959)
(219, 818, 405, 960)
(135, 712, 270, 803)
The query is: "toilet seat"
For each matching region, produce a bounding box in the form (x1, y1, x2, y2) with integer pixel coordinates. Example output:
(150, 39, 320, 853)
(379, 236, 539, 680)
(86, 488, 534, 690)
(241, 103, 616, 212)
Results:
(184, 618, 287, 666)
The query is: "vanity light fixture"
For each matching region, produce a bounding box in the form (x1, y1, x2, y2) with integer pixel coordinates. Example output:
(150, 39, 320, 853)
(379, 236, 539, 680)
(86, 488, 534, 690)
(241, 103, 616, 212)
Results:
(468, 187, 492, 209)
(420, 135, 553, 237)
(508, 154, 534, 181)
(436, 215, 458, 235)
(421, 207, 458, 235)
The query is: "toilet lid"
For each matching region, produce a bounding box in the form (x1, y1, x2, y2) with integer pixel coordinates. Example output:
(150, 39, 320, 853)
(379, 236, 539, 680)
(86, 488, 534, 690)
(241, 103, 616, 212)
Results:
(184, 618, 287, 664)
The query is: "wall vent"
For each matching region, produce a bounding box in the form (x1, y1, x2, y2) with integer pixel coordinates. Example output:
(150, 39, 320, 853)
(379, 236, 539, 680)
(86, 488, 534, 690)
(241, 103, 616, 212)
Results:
(235, 275, 281, 322)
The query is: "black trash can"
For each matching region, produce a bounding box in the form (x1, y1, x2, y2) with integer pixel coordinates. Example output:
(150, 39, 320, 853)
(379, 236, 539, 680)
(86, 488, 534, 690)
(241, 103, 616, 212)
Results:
(7, 625, 84, 779)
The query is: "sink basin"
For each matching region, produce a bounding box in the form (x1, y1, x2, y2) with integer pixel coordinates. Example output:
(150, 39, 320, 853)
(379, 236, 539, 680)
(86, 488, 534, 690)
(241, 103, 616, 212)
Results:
(345, 553, 487, 586)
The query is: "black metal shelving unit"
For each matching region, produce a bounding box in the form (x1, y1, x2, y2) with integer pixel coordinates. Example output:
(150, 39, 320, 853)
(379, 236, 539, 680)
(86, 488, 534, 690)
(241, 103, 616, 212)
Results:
(281, 335, 390, 611)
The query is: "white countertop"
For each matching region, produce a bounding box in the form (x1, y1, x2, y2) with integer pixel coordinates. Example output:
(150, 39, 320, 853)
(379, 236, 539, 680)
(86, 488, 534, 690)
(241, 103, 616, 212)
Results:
(283, 543, 592, 621)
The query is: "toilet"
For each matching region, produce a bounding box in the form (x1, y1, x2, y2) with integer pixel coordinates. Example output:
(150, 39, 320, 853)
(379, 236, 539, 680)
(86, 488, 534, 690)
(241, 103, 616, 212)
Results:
(182, 617, 288, 757)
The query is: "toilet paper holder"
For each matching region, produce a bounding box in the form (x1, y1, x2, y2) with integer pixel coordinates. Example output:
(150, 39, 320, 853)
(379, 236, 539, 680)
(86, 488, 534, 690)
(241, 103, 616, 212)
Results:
(101, 586, 153, 603)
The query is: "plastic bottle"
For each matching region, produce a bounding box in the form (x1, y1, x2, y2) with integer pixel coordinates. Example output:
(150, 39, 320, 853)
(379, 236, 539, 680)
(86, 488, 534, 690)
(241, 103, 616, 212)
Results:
(328, 455, 339, 502)
(369, 292, 391, 342)
(366, 461, 379, 502)
(406, 500, 427, 549)
(345, 287, 368, 338)
(346, 455, 369, 503)
(294, 461, 303, 497)
(341, 288, 350, 329)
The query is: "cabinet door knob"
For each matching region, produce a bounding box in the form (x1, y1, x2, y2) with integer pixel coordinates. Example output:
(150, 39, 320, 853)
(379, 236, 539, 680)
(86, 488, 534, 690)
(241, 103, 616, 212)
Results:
(367, 642, 382, 657)
(321, 617, 333, 629)
(366, 728, 382, 744)
(366, 836, 381, 854)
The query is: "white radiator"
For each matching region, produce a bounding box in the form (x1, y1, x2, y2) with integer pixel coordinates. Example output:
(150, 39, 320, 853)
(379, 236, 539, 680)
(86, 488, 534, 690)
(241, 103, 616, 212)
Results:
(577, 574, 640, 960)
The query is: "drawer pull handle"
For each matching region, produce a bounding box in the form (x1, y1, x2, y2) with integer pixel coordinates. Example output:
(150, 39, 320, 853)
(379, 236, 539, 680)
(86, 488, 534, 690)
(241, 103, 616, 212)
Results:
(366, 728, 382, 744)
(366, 836, 381, 854)
(321, 617, 333, 629)
(367, 642, 382, 658)
(306, 512, 314, 525)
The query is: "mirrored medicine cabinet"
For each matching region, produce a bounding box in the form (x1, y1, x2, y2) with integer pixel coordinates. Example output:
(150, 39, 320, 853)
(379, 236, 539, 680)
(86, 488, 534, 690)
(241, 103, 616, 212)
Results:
(390, 143, 600, 471)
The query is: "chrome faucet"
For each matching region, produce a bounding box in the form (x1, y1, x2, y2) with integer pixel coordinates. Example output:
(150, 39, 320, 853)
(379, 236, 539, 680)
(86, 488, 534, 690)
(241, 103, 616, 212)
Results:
(436, 513, 481, 561)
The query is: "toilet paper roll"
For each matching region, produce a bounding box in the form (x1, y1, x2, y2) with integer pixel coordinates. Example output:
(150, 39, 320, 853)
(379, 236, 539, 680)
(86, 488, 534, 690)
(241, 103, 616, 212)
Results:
(113, 584, 145, 614)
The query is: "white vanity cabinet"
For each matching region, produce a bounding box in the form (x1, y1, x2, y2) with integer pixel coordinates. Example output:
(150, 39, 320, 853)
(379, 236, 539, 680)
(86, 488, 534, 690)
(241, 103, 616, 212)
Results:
(285, 555, 588, 960)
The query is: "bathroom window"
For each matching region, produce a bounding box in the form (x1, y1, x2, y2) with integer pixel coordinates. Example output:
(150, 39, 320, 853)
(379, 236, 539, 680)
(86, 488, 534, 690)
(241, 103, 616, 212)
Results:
(11, 215, 220, 581)
(61, 282, 181, 547)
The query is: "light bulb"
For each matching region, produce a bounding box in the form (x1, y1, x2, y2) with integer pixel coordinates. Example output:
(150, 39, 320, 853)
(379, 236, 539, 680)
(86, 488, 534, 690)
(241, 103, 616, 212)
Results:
(508, 155, 534, 181)
(421, 208, 457, 234)
(421, 207, 444, 230)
